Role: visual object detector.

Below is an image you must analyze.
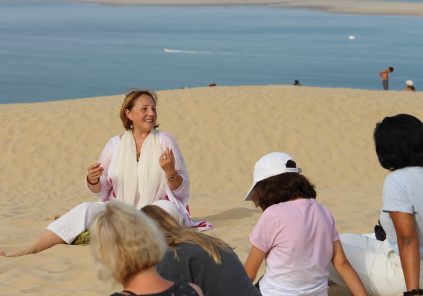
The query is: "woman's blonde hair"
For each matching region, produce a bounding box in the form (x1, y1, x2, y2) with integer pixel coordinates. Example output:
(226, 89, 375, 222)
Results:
(90, 201, 167, 285)
(141, 205, 231, 264)
(120, 89, 159, 130)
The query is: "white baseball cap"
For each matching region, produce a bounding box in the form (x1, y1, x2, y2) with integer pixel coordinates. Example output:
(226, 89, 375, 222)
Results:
(406, 80, 414, 86)
(244, 152, 302, 201)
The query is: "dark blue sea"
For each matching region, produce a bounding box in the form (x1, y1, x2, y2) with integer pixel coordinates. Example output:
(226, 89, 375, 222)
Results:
(1, 1, 423, 103)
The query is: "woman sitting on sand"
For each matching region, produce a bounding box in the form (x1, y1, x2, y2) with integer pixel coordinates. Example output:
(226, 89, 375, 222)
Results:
(244, 152, 367, 296)
(141, 205, 261, 296)
(1, 89, 205, 257)
(330, 114, 423, 296)
(90, 201, 203, 296)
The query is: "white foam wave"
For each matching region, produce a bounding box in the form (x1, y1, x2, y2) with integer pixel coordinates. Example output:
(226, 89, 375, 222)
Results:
(164, 48, 211, 54)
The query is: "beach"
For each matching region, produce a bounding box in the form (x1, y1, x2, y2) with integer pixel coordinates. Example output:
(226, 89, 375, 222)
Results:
(74, 0, 423, 17)
(0, 85, 422, 295)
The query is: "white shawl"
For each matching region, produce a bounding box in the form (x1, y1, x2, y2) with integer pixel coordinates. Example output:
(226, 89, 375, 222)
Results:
(112, 129, 166, 210)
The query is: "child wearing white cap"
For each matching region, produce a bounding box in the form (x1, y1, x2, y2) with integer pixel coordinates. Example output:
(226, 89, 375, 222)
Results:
(243, 152, 367, 296)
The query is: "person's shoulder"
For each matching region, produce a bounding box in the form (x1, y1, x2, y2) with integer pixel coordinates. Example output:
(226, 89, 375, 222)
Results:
(387, 166, 423, 183)
(176, 241, 206, 256)
(261, 203, 290, 222)
(157, 130, 175, 139)
(103, 135, 121, 147)
(313, 199, 334, 217)
(385, 167, 409, 183)
(157, 130, 179, 145)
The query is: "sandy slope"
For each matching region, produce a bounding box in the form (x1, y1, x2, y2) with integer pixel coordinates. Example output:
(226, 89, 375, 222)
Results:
(1, 85, 422, 295)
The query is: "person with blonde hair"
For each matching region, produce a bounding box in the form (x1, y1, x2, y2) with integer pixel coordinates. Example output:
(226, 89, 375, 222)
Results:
(1, 89, 207, 257)
(90, 201, 203, 296)
(141, 205, 261, 296)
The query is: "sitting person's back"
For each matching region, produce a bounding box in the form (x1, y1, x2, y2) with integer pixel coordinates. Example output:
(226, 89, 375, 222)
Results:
(250, 198, 336, 294)
(90, 201, 203, 296)
(244, 152, 367, 296)
(142, 205, 261, 296)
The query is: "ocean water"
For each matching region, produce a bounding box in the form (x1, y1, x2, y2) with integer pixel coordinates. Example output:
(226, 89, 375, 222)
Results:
(1, 2, 423, 103)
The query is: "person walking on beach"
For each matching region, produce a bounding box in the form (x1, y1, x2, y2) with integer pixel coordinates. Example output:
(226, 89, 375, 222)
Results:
(243, 152, 367, 296)
(379, 66, 394, 90)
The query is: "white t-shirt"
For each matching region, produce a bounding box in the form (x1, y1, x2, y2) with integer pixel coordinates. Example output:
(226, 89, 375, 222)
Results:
(379, 166, 423, 256)
(250, 199, 339, 296)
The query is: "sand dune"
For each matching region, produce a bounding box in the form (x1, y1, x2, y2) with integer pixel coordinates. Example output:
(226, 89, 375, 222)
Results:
(1, 85, 422, 295)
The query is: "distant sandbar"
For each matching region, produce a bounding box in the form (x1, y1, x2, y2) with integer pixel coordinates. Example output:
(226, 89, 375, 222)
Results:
(72, 0, 423, 17)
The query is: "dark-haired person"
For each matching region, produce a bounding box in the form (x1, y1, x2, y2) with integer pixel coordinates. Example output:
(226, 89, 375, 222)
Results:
(379, 66, 394, 90)
(142, 205, 261, 296)
(330, 114, 423, 296)
(244, 152, 367, 296)
(1, 89, 205, 257)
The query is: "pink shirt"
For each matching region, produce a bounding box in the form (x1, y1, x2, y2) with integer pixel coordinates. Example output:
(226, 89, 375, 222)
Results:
(250, 199, 339, 296)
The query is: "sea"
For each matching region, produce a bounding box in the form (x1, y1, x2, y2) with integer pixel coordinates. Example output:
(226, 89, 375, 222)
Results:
(1, 1, 423, 103)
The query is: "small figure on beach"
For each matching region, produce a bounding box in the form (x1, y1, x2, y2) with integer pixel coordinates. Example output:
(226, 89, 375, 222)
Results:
(379, 66, 394, 90)
(404, 80, 416, 92)
(142, 205, 261, 296)
(0, 89, 207, 257)
(293, 79, 302, 86)
(329, 114, 423, 296)
(243, 152, 367, 296)
(90, 201, 203, 296)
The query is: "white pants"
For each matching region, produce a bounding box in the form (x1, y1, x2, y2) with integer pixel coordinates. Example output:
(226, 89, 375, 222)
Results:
(47, 200, 184, 244)
(329, 233, 423, 296)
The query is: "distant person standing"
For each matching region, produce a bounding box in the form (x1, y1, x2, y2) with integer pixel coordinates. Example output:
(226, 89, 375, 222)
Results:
(379, 66, 394, 90)
(293, 80, 302, 86)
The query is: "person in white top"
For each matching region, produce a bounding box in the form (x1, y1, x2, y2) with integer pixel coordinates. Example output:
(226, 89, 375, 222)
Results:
(1, 89, 206, 257)
(329, 114, 423, 296)
(243, 152, 367, 296)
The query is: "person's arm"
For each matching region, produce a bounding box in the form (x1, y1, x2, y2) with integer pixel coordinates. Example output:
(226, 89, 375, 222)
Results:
(331, 240, 368, 296)
(86, 162, 103, 193)
(244, 245, 266, 282)
(159, 132, 189, 202)
(390, 211, 420, 292)
(160, 147, 183, 191)
(85, 137, 115, 200)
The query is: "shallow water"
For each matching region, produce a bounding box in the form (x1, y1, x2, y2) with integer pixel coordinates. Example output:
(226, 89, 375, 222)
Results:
(1, 2, 423, 103)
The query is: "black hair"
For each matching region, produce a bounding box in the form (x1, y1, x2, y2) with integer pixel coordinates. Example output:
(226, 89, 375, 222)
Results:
(251, 160, 316, 211)
(374, 114, 423, 171)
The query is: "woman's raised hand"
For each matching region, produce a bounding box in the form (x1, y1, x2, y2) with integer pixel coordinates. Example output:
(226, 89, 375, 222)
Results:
(159, 148, 176, 176)
(87, 163, 104, 185)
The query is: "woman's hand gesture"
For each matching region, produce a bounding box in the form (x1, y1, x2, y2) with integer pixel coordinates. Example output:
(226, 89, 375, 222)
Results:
(159, 148, 176, 176)
(87, 163, 103, 185)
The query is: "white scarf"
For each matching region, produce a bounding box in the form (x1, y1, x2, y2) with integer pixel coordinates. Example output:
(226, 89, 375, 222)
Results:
(113, 129, 166, 210)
